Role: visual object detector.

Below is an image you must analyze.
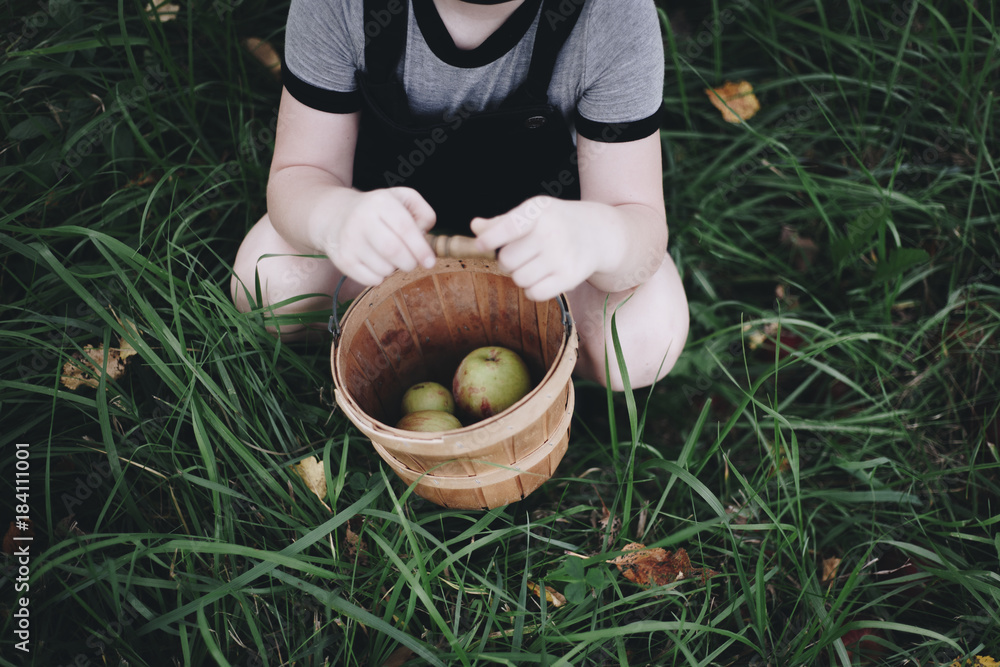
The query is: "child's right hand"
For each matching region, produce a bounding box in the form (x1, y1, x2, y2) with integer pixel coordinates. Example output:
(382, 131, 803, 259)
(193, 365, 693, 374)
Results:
(320, 187, 438, 286)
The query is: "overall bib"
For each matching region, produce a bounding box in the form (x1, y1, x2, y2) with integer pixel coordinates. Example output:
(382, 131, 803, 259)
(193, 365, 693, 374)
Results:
(352, 0, 585, 234)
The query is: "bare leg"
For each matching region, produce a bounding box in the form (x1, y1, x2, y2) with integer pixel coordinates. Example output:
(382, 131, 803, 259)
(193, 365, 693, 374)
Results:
(566, 253, 689, 391)
(230, 213, 365, 341)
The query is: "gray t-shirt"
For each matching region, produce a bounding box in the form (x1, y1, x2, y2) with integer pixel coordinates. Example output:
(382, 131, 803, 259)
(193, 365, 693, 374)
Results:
(282, 0, 665, 142)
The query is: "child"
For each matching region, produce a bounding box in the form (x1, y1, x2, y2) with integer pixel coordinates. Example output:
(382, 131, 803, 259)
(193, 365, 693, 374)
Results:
(231, 0, 689, 390)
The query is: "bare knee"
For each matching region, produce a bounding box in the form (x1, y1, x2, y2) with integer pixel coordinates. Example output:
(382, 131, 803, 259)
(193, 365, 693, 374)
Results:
(230, 214, 366, 340)
(231, 213, 345, 313)
(570, 256, 689, 391)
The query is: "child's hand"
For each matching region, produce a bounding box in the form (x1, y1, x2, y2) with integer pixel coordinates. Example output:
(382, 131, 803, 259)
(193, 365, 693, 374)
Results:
(470, 196, 619, 301)
(322, 187, 438, 286)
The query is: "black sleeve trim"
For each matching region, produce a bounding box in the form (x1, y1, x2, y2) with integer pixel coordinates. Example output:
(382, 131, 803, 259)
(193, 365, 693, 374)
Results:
(282, 65, 362, 114)
(574, 104, 663, 143)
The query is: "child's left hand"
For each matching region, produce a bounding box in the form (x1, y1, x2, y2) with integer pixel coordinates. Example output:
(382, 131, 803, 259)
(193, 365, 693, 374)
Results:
(470, 196, 620, 302)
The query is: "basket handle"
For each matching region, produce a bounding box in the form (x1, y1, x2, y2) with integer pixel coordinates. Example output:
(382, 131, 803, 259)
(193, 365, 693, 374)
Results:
(424, 233, 497, 260)
(328, 235, 573, 343)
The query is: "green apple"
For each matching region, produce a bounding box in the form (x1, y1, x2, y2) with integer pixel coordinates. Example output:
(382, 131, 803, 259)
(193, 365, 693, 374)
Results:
(452, 346, 532, 421)
(400, 381, 455, 416)
(395, 410, 463, 432)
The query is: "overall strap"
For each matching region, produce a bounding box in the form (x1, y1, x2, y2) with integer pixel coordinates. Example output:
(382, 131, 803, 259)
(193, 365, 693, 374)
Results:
(363, 0, 409, 83)
(522, 0, 586, 102)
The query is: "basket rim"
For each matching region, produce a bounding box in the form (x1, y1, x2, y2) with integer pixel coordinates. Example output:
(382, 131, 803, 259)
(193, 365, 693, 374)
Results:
(331, 259, 578, 454)
(372, 421, 571, 489)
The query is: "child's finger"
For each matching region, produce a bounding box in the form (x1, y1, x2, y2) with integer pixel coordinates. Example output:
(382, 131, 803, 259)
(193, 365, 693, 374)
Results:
(357, 242, 397, 279)
(523, 274, 566, 303)
(472, 212, 531, 252)
(496, 239, 541, 275)
(380, 199, 436, 269)
(393, 187, 437, 232)
(507, 254, 551, 290)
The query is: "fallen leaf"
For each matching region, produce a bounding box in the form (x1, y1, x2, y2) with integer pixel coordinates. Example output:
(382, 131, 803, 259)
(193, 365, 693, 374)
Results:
(242, 37, 282, 80)
(126, 171, 157, 188)
(381, 646, 415, 667)
(55, 515, 88, 539)
(948, 658, 1000, 667)
(779, 225, 819, 272)
(705, 80, 761, 123)
(61, 340, 138, 390)
(611, 543, 716, 588)
(344, 520, 368, 566)
(145, 0, 179, 22)
(293, 456, 327, 501)
(821, 556, 841, 588)
(591, 503, 621, 549)
(768, 440, 791, 477)
(2, 520, 33, 555)
(527, 581, 567, 608)
(745, 322, 805, 360)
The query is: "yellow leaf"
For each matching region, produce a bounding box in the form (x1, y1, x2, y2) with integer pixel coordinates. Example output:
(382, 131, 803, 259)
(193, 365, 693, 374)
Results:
(705, 80, 761, 123)
(293, 456, 327, 501)
(145, 0, 179, 22)
(821, 556, 841, 588)
(949, 658, 1000, 667)
(61, 340, 137, 390)
(527, 581, 567, 608)
(242, 37, 282, 80)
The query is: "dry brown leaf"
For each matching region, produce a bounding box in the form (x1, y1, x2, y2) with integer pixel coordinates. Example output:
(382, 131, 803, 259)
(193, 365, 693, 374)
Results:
(55, 515, 88, 539)
(381, 646, 415, 667)
(344, 521, 368, 566)
(145, 0, 179, 22)
(243, 37, 282, 80)
(3, 520, 34, 555)
(768, 440, 791, 477)
(705, 80, 761, 123)
(61, 340, 138, 390)
(780, 225, 820, 272)
(293, 456, 327, 501)
(527, 581, 567, 608)
(611, 543, 716, 588)
(821, 556, 842, 588)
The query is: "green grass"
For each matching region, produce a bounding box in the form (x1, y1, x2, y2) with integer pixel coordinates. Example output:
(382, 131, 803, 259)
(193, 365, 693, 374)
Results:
(2, 0, 999, 664)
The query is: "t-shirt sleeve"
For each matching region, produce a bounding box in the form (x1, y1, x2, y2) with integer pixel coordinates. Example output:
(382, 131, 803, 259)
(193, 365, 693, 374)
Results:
(282, 0, 364, 113)
(574, 0, 664, 142)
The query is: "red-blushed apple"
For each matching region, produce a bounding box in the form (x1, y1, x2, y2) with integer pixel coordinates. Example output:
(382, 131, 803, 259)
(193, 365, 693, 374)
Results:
(400, 381, 455, 416)
(452, 346, 532, 421)
(395, 410, 463, 432)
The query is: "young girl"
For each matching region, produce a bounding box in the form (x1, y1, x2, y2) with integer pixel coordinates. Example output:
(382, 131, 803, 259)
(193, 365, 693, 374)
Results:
(231, 0, 689, 390)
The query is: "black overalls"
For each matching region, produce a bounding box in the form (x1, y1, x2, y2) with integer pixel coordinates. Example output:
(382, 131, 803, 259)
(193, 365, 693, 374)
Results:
(351, 0, 585, 234)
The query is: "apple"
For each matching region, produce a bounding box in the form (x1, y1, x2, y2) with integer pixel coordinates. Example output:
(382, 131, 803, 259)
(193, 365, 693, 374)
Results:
(395, 410, 463, 432)
(452, 346, 532, 421)
(400, 381, 455, 416)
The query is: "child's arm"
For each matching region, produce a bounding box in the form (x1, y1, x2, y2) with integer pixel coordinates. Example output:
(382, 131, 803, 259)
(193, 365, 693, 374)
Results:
(470, 132, 668, 301)
(266, 89, 437, 286)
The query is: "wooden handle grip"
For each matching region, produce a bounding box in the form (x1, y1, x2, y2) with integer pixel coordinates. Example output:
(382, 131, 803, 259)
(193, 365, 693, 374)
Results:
(425, 234, 497, 260)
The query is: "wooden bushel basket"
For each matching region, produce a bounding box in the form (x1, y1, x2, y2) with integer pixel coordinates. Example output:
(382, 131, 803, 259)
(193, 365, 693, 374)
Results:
(330, 238, 578, 510)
